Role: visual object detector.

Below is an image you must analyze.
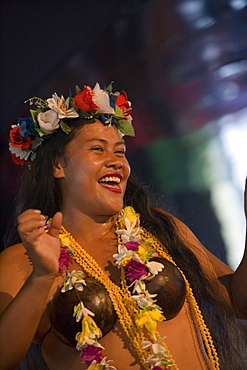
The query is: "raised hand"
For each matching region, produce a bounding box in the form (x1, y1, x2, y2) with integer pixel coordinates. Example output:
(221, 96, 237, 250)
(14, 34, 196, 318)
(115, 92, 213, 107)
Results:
(17, 209, 62, 277)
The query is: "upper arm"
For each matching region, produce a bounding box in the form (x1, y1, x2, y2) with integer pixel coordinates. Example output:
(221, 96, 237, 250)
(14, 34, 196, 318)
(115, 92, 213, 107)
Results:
(0, 244, 33, 314)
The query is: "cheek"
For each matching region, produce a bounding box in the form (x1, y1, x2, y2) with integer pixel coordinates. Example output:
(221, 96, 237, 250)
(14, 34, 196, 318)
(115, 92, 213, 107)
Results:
(125, 161, 131, 179)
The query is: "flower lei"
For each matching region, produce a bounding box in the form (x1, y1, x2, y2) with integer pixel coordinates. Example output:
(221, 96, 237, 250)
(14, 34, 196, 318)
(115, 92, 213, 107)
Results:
(9, 82, 134, 165)
(49, 207, 220, 370)
(48, 207, 174, 370)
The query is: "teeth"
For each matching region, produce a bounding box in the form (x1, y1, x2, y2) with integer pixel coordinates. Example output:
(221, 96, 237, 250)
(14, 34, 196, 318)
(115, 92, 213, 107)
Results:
(99, 176, 121, 184)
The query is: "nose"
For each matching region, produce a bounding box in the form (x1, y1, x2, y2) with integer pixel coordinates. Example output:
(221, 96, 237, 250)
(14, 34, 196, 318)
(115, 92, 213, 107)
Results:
(105, 160, 123, 170)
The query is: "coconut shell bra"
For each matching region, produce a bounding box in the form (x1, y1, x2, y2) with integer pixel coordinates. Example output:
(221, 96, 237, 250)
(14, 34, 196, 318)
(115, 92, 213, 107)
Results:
(49, 257, 186, 347)
(46, 207, 220, 370)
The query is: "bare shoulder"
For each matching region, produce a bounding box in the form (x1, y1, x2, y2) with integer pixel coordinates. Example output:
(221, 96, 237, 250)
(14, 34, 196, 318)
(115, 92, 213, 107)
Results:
(0, 243, 33, 313)
(0, 243, 32, 273)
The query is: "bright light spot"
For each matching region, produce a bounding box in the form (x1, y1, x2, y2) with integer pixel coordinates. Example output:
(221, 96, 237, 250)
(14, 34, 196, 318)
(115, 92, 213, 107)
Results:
(214, 60, 247, 80)
(207, 109, 247, 268)
(229, 0, 247, 10)
(218, 82, 239, 101)
(201, 43, 220, 62)
(176, 0, 204, 23)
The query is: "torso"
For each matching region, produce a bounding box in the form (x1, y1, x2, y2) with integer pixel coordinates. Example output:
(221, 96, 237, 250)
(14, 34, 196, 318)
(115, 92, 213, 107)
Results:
(9, 232, 215, 369)
(41, 298, 211, 370)
(39, 247, 212, 370)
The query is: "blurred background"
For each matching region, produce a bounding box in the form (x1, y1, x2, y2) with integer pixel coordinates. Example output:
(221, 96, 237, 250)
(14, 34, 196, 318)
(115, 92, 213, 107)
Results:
(1, 0, 247, 268)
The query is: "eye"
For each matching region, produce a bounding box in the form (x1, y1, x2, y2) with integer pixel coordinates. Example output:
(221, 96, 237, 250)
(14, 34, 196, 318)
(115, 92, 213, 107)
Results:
(91, 146, 103, 152)
(115, 149, 126, 156)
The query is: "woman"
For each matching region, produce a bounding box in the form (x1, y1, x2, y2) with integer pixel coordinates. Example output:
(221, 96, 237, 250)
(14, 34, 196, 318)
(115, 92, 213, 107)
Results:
(0, 82, 246, 370)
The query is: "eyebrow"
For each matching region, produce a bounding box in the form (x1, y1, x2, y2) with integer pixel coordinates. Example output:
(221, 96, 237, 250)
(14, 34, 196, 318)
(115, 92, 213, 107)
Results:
(85, 138, 125, 147)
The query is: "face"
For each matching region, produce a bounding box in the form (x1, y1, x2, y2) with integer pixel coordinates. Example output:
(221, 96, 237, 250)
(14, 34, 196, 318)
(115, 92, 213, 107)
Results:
(54, 120, 131, 219)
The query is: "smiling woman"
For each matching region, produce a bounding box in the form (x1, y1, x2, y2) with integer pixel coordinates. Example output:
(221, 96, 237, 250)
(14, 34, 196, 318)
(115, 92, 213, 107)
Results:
(0, 81, 247, 370)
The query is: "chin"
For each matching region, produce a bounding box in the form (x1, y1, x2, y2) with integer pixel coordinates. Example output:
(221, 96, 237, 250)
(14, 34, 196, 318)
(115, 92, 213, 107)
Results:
(103, 201, 124, 216)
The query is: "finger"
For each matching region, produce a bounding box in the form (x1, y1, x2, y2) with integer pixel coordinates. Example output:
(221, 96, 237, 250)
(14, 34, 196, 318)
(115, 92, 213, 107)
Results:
(18, 217, 46, 235)
(19, 228, 45, 247)
(48, 212, 63, 238)
(18, 210, 46, 226)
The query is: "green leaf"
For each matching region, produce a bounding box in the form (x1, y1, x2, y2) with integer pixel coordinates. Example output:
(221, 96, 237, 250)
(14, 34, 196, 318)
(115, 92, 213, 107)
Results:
(105, 81, 114, 92)
(78, 108, 90, 118)
(60, 120, 71, 135)
(33, 128, 49, 137)
(69, 97, 76, 109)
(75, 85, 81, 95)
(117, 119, 135, 137)
(115, 105, 125, 118)
(30, 109, 38, 123)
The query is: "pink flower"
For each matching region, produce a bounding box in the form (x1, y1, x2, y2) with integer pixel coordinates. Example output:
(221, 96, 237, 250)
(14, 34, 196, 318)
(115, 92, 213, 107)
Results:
(124, 241, 140, 251)
(80, 345, 103, 365)
(59, 246, 72, 270)
(125, 259, 147, 282)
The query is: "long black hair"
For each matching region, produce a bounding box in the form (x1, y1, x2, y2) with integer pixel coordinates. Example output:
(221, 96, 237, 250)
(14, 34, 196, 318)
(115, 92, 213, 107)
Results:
(5, 118, 247, 369)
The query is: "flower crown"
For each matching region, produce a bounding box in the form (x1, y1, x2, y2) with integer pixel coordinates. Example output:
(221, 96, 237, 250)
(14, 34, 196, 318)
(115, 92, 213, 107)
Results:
(9, 82, 134, 165)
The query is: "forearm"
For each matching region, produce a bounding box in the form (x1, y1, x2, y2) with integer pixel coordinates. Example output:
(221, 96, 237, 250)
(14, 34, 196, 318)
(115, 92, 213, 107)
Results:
(0, 272, 55, 370)
(230, 234, 247, 318)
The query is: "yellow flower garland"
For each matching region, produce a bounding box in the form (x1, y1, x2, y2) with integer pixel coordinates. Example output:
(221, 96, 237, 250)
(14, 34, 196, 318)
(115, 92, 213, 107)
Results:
(59, 207, 220, 369)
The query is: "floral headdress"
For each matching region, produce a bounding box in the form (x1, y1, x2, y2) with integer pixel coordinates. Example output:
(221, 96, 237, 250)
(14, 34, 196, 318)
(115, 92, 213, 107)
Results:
(9, 82, 134, 165)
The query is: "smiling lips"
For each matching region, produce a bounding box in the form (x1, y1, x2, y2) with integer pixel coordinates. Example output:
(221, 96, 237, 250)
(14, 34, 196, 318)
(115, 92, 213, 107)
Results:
(98, 174, 123, 193)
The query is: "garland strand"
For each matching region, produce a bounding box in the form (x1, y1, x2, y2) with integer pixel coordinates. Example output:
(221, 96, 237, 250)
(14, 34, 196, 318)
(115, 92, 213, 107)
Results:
(57, 206, 220, 370)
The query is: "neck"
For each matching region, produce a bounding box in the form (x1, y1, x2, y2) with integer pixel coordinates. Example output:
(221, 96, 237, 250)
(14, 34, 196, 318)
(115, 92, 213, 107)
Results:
(61, 208, 119, 243)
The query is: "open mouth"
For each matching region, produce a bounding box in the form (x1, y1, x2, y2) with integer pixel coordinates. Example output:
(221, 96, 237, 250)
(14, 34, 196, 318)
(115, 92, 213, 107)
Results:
(98, 176, 122, 193)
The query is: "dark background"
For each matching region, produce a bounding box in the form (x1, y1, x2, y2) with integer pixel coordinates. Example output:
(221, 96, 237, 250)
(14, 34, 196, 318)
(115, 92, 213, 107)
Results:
(1, 0, 247, 267)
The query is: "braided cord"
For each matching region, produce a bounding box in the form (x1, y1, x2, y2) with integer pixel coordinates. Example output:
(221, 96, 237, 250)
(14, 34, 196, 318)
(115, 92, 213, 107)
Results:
(60, 226, 150, 368)
(141, 228, 220, 370)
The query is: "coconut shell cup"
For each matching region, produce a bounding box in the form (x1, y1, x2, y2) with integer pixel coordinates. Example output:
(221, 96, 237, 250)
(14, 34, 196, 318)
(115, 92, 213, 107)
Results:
(49, 277, 117, 347)
(146, 257, 186, 320)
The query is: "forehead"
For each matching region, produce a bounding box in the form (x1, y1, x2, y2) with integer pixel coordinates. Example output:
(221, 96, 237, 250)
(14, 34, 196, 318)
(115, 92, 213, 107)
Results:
(76, 120, 124, 143)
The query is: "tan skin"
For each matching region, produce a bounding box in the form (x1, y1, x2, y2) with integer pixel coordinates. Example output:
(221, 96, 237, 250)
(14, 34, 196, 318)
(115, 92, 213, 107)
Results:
(0, 120, 247, 370)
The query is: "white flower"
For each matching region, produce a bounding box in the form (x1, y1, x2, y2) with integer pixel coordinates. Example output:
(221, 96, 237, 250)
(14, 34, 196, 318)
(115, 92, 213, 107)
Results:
(31, 137, 43, 150)
(131, 278, 146, 294)
(92, 83, 115, 114)
(88, 357, 116, 370)
(9, 141, 41, 162)
(47, 93, 79, 119)
(113, 244, 133, 267)
(131, 290, 158, 309)
(9, 143, 31, 160)
(92, 357, 117, 370)
(37, 110, 60, 134)
(61, 270, 86, 292)
(115, 218, 142, 243)
(74, 301, 95, 322)
(142, 338, 171, 366)
(146, 261, 164, 276)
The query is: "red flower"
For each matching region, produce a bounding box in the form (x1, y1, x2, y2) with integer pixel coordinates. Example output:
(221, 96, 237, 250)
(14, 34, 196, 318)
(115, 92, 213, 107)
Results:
(10, 153, 25, 165)
(9, 127, 32, 149)
(74, 85, 100, 112)
(116, 90, 132, 117)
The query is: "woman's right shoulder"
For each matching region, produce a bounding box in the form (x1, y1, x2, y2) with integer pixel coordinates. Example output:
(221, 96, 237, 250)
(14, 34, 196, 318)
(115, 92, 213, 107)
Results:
(1, 242, 30, 262)
(0, 243, 33, 285)
(0, 243, 33, 313)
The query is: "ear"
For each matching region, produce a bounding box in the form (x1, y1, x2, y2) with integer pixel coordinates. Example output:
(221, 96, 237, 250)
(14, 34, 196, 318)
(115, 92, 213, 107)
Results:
(53, 160, 65, 179)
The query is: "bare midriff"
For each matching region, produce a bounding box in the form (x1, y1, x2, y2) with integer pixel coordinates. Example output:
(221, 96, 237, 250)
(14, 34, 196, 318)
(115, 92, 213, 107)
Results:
(41, 296, 211, 370)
